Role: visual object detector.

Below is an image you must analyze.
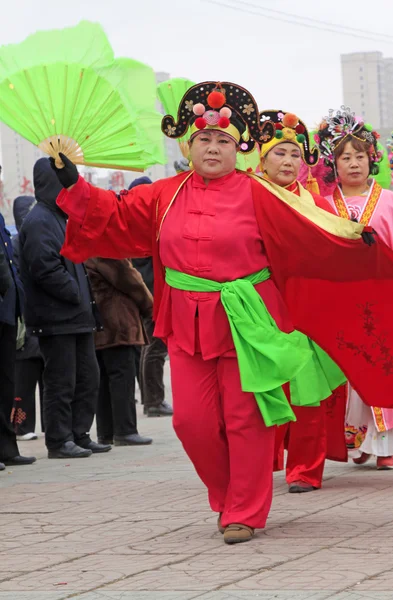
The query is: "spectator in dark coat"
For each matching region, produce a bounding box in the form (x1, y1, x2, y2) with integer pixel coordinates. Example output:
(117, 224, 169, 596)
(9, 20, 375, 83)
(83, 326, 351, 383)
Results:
(85, 257, 153, 445)
(129, 177, 172, 417)
(19, 158, 111, 458)
(12, 196, 44, 440)
(0, 245, 11, 298)
(0, 212, 36, 469)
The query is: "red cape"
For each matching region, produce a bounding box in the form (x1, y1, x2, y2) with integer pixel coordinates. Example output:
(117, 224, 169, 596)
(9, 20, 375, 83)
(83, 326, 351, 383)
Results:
(252, 180, 393, 409)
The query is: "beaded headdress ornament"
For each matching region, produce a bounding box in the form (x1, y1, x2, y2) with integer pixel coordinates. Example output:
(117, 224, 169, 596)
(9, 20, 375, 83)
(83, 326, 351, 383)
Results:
(315, 106, 382, 165)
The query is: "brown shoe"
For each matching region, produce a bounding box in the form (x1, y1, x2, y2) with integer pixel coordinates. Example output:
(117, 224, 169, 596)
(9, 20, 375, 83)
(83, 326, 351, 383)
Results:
(223, 523, 254, 544)
(217, 513, 225, 534)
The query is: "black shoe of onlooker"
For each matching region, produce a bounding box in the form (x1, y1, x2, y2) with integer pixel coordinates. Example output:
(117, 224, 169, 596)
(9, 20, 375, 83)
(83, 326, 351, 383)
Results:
(48, 441, 92, 459)
(147, 401, 173, 417)
(79, 440, 112, 453)
(114, 434, 153, 446)
(3, 455, 36, 466)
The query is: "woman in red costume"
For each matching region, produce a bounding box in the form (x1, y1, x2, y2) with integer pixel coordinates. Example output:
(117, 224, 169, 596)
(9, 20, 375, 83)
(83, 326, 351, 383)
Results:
(316, 107, 393, 470)
(50, 82, 393, 545)
(258, 109, 346, 493)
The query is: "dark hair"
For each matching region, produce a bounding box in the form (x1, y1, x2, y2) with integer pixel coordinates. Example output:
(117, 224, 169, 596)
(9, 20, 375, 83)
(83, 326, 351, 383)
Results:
(323, 135, 379, 184)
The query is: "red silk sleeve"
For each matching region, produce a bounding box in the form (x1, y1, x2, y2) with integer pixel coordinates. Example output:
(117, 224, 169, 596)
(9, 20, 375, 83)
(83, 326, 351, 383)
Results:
(58, 181, 160, 264)
(57, 176, 90, 224)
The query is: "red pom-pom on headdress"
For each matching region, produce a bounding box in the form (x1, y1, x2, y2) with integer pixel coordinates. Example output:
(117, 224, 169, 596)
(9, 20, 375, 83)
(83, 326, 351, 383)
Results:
(275, 123, 283, 130)
(218, 116, 230, 128)
(208, 90, 226, 109)
(195, 117, 207, 130)
(295, 124, 305, 134)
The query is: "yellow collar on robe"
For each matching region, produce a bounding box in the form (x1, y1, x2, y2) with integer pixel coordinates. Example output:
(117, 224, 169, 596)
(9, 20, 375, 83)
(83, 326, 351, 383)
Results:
(248, 173, 363, 241)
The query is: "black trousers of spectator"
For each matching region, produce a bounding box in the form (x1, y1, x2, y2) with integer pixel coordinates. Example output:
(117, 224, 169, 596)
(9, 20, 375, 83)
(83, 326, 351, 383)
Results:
(140, 317, 167, 409)
(39, 333, 99, 450)
(0, 323, 20, 460)
(96, 345, 138, 439)
(14, 358, 44, 435)
(132, 345, 141, 389)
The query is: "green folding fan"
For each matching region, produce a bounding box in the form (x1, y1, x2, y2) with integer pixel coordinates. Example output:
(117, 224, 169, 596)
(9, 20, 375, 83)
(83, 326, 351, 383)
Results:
(157, 77, 196, 159)
(0, 21, 166, 171)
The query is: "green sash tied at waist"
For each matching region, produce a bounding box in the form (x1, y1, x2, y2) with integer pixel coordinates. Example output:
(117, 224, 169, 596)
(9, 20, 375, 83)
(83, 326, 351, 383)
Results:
(165, 267, 346, 427)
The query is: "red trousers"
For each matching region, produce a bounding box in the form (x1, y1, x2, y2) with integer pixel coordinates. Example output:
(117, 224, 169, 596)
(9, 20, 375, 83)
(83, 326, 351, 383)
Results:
(168, 337, 275, 529)
(274, 403, 327, 488)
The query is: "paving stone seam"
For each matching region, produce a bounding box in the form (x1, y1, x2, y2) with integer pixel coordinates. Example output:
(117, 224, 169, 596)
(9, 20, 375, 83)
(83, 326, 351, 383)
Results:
(0, 506, 387, 589)
(0, 521, 210, 589)
(197, 524, 393, 594)
(320, 562, 393, 598)
(265, 496, 374, 534)
(56, 548, 224, 600)
(0, 553, 94, 584)
(0, 514, 130, 553)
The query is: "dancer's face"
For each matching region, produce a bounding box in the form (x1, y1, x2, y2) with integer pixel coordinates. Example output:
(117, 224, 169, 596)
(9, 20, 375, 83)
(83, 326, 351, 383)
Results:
(261, 143, 302, 187)
(335, 141, 370, 189)
(189, 131, 237, 180)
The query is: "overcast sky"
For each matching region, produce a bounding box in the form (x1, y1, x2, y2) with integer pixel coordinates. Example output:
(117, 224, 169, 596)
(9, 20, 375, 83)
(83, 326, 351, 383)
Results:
(1, 0, 393, 128)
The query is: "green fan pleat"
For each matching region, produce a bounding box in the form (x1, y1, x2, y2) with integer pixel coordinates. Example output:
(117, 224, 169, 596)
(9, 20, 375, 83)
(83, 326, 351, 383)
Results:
(236, 147, 261, 173)
(0, 21, 166, 171)
(157, 78, 196, 144)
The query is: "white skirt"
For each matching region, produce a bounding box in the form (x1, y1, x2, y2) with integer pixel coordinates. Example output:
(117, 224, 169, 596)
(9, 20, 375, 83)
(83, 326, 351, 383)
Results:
(346, 386, 393, 458)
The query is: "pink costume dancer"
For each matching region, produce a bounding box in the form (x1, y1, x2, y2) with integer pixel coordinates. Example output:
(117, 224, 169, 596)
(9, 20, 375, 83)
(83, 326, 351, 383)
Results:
(316, 107, 393, 469)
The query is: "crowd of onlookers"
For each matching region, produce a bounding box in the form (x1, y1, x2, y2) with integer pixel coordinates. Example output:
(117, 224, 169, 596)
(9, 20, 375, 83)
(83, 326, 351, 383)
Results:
(0, 159, 172, 472)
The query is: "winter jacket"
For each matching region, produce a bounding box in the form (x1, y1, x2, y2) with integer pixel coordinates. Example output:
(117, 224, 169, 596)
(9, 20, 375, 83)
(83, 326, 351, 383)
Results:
(85, 257, 152, 350)
(12, 196, 35, 274)
(19, 158, 101, 336)
(128, 178, 155, 295)
(12, 196, 42, 359)
(132, 257, 154, 295)
(0, 245, 11, 298)
(0, 213, 24, 325)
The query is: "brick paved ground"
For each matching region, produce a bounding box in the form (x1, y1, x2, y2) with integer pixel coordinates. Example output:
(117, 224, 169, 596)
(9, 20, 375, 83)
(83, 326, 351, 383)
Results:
(1, 366, 393, 600)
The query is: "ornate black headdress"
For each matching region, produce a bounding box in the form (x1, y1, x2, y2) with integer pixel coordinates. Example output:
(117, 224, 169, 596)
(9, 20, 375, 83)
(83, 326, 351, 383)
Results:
(259, 109, 319, 167)
(161, 81, 275, 153)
